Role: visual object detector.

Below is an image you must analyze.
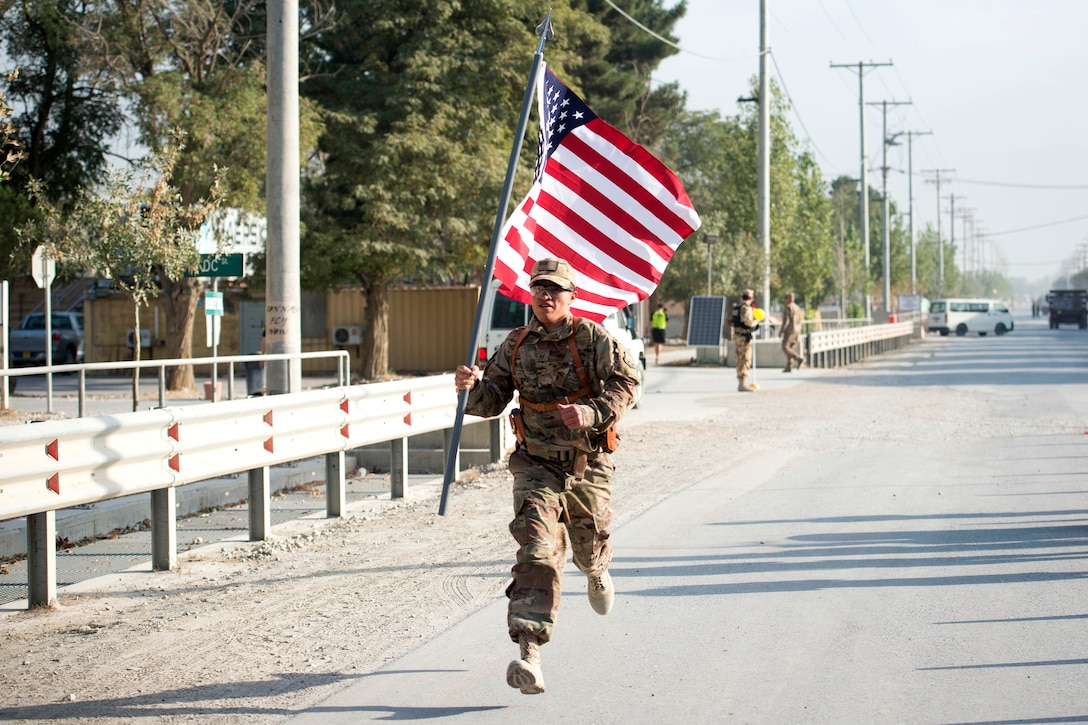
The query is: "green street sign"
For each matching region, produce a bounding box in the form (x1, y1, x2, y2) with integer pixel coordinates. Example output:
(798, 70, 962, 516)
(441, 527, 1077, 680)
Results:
(186, 253, 244, 278)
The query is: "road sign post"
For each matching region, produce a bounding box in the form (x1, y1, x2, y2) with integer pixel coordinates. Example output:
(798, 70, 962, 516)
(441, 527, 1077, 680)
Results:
(30, 245, 57, 412)
(204, 290, 224, 401)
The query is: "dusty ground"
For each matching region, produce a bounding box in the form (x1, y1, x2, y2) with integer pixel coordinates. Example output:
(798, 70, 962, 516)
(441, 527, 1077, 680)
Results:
(0, 353, 1078, 724)
(0, 408, 737, 724)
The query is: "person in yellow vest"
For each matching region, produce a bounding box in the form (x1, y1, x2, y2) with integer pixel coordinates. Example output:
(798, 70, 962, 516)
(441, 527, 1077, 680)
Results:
(454, 258, 640, 695)
(650, 303, 668, 364)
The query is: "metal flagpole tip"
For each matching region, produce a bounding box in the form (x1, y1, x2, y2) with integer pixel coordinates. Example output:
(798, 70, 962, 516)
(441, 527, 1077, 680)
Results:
(536, 11, 555, 40)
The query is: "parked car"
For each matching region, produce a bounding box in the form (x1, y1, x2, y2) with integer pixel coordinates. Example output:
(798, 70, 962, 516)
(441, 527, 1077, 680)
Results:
(1045, 289, 1087, 329)
(927, 299, 1013, 337)
(9, 311, 85, 367)
(476, 279, 646, 407)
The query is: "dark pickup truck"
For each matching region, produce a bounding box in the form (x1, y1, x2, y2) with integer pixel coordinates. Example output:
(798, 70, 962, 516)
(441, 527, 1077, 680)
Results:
(1047, 289, 1088, 329)
(8, 311, 85, 366)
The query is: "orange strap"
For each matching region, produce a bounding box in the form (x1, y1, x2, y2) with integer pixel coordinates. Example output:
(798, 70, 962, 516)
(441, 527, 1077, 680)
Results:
(511, 319, 592, 412)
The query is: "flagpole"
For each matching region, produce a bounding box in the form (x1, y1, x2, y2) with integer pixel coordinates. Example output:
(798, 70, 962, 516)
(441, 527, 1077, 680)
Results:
(438, 12, 554, 516)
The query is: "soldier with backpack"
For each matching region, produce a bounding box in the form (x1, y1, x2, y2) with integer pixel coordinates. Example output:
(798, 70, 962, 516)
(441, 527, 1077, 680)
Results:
(731, 289, 758, 392)
(454, 258, 640, 695)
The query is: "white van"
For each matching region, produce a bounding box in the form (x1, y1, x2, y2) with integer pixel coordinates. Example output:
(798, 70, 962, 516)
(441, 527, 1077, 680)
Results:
(477, 279, 646, 407)
(927, 298, 1014, 337)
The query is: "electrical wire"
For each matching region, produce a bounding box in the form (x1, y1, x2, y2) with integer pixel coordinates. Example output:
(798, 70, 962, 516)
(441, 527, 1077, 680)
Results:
(768, 51, 836, 169)
(952, 178, 1088, 190)
(601, 0, 754, 62)
(984, 214, 1088, 238)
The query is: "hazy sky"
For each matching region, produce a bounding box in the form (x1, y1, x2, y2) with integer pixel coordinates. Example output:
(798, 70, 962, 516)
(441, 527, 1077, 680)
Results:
(650, 0, 1088, 289)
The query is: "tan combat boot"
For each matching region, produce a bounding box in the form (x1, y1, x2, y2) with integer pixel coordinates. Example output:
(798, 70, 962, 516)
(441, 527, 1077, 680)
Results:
(507, 633, 545, 694)
(588, 570, 615, 615)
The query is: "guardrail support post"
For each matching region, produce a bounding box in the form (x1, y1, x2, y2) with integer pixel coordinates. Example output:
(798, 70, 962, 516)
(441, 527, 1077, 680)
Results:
(248, 467, 271, 540)
(391, 437, 408, 499)
(325, 451, 345, 517)
(150, 487, 177, 571)
(27, 511, 57, 608)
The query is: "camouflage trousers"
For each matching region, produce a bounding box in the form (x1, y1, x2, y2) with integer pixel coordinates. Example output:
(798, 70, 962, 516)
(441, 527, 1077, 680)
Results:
(734, 336, 753, 381)
(781, 333, 804, 370)
(505, 447, 614, 644)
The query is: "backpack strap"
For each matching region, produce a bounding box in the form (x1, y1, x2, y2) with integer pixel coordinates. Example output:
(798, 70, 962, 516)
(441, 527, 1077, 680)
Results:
(513, 318, 592, 412)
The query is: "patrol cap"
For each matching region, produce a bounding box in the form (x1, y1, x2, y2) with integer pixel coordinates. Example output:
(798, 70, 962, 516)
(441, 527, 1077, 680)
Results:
(741, 288, 754, 300)
(530, 258, 577, 290)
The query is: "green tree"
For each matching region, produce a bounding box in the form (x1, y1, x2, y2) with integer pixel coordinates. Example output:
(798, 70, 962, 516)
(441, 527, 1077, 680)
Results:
(0, 0, 123, 277)
(302, 2, 592, 378)
(568, 0, 686, 146)
(656, 81, 834, 314)
(80, 0, 319, 390)
(0, 70, 24, 184)
(829, 175, 864, 313)
(776, 151, 834, 309)
(19, 141, 220, 409)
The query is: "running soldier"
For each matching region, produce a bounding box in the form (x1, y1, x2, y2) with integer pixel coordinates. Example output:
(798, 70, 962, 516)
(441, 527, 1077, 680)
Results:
(454, 258, 640, 694)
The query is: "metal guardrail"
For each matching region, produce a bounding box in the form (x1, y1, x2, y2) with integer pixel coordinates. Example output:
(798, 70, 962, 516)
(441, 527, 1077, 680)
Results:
(1, 350, 351, 415)
(807, 321, 916, 368)
(1, 373, 506, 609)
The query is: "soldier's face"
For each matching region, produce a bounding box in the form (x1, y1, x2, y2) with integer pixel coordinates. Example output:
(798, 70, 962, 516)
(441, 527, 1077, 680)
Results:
(531, 283, 575, 328)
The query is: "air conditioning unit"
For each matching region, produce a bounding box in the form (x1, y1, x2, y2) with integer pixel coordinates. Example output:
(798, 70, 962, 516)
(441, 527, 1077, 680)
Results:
(332, 325, 362, 346)
(126, 329, 152, 348)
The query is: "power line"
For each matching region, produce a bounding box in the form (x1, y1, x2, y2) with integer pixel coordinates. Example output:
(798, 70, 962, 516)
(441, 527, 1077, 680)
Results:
(986, 213, 1088, 238)
(769, 51, 834, 167)
(952, 177, 1088, 190)
(601, 0, 755, 62)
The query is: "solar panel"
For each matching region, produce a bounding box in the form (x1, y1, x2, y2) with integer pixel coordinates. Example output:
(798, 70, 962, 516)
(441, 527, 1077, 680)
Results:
(686, 296, 727, 347)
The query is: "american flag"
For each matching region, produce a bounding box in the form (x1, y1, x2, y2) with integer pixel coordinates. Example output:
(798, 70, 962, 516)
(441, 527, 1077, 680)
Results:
(493, 63, 702, 323)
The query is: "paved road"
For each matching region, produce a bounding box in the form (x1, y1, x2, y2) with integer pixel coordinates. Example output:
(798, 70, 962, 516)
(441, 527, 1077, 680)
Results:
(5, 312, 1088, 723)
(284, 312, 1088, 723)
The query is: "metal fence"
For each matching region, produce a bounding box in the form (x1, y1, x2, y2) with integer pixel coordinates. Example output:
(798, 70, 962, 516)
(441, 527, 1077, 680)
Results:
(1, 372, 506, 610)
(807, 321, 916, 368)
(1, 350, 351, 415)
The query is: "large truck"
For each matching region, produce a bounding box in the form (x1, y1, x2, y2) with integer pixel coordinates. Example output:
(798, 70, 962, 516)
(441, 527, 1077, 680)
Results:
(1046, 289, 1088, 329)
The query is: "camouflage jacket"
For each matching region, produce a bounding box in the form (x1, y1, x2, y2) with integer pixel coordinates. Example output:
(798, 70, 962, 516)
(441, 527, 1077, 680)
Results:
(465, 315, 639, 454)
(780, 302, 804, 338)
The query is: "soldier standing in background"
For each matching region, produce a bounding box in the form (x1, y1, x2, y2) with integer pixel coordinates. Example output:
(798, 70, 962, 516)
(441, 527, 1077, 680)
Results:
(454, 258, 640, 695)
(731, 289, 758, 392)
(780, 293, 805, 372)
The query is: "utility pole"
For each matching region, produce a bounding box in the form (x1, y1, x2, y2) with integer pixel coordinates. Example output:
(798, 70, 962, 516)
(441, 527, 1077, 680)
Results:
(923, 168, 954, 294)
(902, 131, 931, 295)
(758, 0, 771, 310)
(266, 0, 302, 393)
(868, 99, 910, 315)
(956, 206, 974, 280)
(831, 60, 893, 319)
(945, 193, 965, 292)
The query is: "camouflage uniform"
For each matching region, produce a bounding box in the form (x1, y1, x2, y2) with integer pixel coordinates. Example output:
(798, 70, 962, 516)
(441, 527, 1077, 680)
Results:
(780, 300, 805, 371)
(464, 314, 639, 644)
(732, 298, 757, 385)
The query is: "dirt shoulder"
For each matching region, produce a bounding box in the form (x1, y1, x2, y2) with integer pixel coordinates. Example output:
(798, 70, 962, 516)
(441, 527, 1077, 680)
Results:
(0, 413, 729, 724)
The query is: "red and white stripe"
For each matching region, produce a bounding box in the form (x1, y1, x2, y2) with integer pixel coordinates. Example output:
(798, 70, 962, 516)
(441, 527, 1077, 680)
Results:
(493, 64, 701, 323)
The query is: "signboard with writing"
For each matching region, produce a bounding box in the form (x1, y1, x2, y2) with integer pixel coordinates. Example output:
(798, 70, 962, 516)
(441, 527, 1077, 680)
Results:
(204, 291, 224, 316)
(186, 253, 245, 278)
